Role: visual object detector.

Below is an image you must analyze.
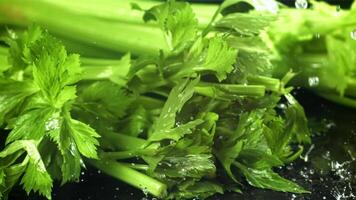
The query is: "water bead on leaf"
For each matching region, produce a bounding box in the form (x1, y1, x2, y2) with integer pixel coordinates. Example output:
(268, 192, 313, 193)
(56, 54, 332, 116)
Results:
(295, 0, 308, 9)
(45, 117, 60, 131)
(351, 29, 356, 40)
(308, 76, 319, 87)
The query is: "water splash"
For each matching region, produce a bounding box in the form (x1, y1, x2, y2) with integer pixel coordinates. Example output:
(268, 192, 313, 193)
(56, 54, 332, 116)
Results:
(301, 144, 315, 162)
(308, 77, 319, 87)
(331, 183, 355, 200)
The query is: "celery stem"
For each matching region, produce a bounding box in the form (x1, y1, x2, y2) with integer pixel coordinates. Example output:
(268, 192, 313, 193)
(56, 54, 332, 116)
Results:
(89, 159, 167, 198)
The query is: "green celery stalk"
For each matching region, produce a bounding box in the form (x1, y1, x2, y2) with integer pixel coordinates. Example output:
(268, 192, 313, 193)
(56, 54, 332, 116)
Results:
(37, 0, 216, 28)
(317, 93, 356, 108)
(100, 131, 146, 150)
(0, 0, 167, 56)
(89, 160, 167, 198)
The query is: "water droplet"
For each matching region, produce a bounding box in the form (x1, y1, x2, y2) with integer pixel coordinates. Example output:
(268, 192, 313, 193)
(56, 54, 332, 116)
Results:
(286, 163, 294, 170)
(295, 0, 308, 9)
(254, 1, 278, 14)
(336, 5, 341, 12)
(326, 122, 336, 129)
(323, 151, 331, 160)
(308, 76, 319, 87)
(7, 29, 17, 39)
(115, 187, 120, 191)
(291, 194, 297, 200)
(315, 33, 321, 39)
(142, 187, 149, 197)
(277, 103, 287, 110)
(350, 29, 356, 40)
(45, 117, 60, 131)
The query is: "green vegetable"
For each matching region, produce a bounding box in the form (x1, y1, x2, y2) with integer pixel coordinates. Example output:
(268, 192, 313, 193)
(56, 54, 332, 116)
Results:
(0, 26, 101, 199)
(1, 0, 353, 199)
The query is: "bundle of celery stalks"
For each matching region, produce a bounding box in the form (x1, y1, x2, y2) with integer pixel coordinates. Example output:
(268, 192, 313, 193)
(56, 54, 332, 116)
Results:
(0, 0, 355, 199)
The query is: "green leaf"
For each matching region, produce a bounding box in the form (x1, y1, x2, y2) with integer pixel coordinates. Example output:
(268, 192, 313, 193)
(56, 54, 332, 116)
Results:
(157, 154, 216, 179)
(215, 140, 244, 182)
(188, 37, 238, 81)
(235, 162, 308, 194)
(149, 119, 204, 142)
(0, 53, 10, 75)
(5, 25, 43, 74)
(285, 94, 311, 144)
(6, 108, 53, 144)
(46, 110, 100, 182)
(144, 1, 198, 49)
(69, 119, 100, 159)
(238, 50, 273, 78)
(0, 80, 37, 126)
(0, 140, 53, 199)
(60, 144, 82, 184)
(238, 148, 283, 169)
(151, 78, 199, 134)
(170, 181, 223, 200)
(324, 35, 356, 95)
(0, 170, 4, 198)
(31, 32, 81, 108)
(78, 81, 134, 120)
(48, 118, 81, 183)
(0, 170, 4, 187)
(21, 158, 52, 199)
(108, 53, 131, 86)
(215, 11, 276, 36)
(263, 113, 297, 161)
(0, 164, 27, 199)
